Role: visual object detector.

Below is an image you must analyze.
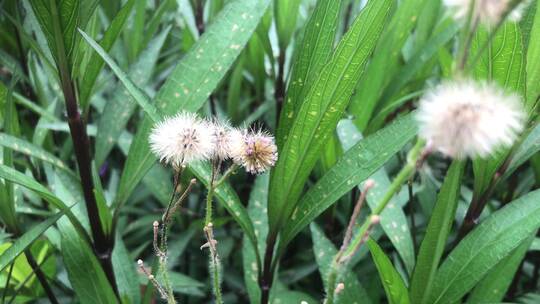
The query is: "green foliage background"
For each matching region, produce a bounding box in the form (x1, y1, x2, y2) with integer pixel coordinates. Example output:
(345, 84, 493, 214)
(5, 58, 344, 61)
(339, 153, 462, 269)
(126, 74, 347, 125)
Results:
(0, 0, 540, 303)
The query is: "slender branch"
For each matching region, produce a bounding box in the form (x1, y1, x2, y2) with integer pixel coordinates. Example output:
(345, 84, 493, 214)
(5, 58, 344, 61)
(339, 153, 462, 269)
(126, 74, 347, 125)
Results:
(323, 181, 377, 304)
(340, 180, 375, 251)
(137, 260, 169, 300)
(260, 233, 277, 304)
(195, 0, 205, 36)
(8, 253, 54, 304)
(2, 262, 15, 303)
(324, 140, 425, 304)
(205, 159, 219, 225)
(214, 164, 238, 188)
(274, 50, 286, 121)
(324, 215, 380, 304)
(48, 0, 117, 293)
(408, 178, 417, 251)
(457, 117, 537, 240)
(24, 251, 58, 304)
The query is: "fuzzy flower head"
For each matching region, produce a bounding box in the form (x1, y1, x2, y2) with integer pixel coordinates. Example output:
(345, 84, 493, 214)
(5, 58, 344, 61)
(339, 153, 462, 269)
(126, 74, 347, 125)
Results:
(149, 112, 214, 167)
(444, 0, 528, 24)
(416, 80, 525, 159)
(230, 129, 278, 174)
(209, 120, 236, 160)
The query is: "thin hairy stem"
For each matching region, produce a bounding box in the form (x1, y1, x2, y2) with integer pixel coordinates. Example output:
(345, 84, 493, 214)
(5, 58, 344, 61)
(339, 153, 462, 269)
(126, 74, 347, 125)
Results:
(202, 160, 225, 304)
(324, 140, 425, 304)
(340, 180, 375, 251)
(138, 260, 169, 301)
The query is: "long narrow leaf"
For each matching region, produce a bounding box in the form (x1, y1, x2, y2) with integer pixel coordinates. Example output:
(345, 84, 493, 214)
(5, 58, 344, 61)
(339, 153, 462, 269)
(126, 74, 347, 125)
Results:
(367, 238, 410, 304)
(269, 0, 393, 237)
(0, 211, 64, 271)
(409, 161, 464, 304)
(429, 188, 540, 304)
(279, 114, 417, 252)
(276, 0, 342, 146)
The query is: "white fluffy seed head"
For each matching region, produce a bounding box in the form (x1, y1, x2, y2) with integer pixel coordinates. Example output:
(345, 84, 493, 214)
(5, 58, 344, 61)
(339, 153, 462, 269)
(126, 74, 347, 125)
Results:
(443, 0, 528, 24)
(149, 112, 214, 167)
(230, 129, 278, 174)
(209, 120, 236, 160)
(416, 80, 525, 160)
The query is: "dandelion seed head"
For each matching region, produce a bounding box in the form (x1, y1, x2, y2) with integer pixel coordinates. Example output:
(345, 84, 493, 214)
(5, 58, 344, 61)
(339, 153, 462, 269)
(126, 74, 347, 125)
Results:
(335, 283, 345, 294)
(416, 80, 525, 159)
(443, 0, 528, 24)
(209, 120, 237, 160)
(231, 129, 278, 174)
(149, 112, 213, 166)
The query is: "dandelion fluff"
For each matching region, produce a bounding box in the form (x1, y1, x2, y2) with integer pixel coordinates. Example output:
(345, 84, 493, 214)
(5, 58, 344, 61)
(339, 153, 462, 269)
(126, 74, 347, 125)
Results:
(230, 129, 278, 174)
(416, 80, 525, 159)
(444, 0, 528, 24)
(209, 120, 236, 160)
(149, 112, 214, 166)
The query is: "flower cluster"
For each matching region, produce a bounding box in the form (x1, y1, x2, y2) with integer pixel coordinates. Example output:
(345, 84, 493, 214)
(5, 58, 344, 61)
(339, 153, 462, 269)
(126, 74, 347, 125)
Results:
(149, 112, 278, 173)
(444, 0, 529, 25)
(416, 80, 525, 159)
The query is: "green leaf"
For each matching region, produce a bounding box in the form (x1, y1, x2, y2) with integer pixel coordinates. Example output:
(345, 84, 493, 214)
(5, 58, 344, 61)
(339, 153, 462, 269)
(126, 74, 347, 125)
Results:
(467, 235, 534, 303)
(141, 0, 175, 49)
(0, 212, 63, 272)
(471, 23, 526, 196)
(530, 237, 540, 251)
(127, 0, 146, 61)
(242, 174, 270, 304)
(349, 0, 429, 130)
(94, 26, 171, 166)
(310, 224, 372, 304)
(369, 19, 459, 130)
(79, 0, 135, 108)
(167, 271, 205, 296)
(276, 0, 343, 147)
(0, 164, 89, 243)
(116, 0, 270, 206)
(274, 0, 301, 49)
(59, 220, 118, 304)
(367, 239, 410, 304)
(337, 119, 415, 274)
(29, 0, 98, 65)
(526, 2, 540, 112)
(268, 0, 393, 237)
(428, 188, 540, 304)
(0, 81, 19, 232)
(78, 29, 163, 123)
(409, 161, 464, 304)
(93, 188, 112, 237)
(272, 292, 317, 304)
(504, 122, 540, 180)
(472, 23, 525, 94)
(278, 114, 417, 252)
(0, 133, 75, 177)
(112, 234, 141, 304)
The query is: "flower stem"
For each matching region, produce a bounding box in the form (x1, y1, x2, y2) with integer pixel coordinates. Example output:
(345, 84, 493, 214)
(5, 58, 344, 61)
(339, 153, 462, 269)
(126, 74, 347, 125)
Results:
(455, 0, 479, 73)
(49, 0, 117, 293)
(205, 160, 219, 225)
(214, 164, 238, 189)
(324, 139, 425, 304)
(204, 160, 224, 304)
